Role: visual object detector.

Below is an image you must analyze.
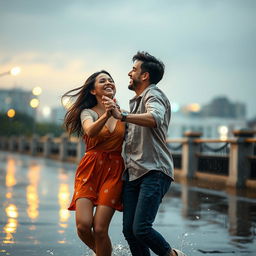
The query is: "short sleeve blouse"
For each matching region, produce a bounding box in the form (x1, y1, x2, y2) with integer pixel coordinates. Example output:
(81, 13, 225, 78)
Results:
(80, 109, 98, 125)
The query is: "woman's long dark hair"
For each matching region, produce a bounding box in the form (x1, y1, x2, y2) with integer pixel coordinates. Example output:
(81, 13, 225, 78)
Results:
(62, 70, 113, 137)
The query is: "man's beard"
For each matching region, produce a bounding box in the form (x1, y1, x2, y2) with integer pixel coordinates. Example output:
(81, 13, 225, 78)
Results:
(128, 79, 139, 91)
(128, 83, 135, 91)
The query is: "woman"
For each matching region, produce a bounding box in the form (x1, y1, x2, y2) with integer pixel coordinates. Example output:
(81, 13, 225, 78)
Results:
(62, 70, 125, 256)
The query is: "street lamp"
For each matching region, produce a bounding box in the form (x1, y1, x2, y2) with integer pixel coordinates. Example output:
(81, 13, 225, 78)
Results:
(30, 87, 42, 135)
(32, 86, 42, 96)
(7, 109, 16, 118)
(0, 67, 21, 77)
(30, 98, 40, 109)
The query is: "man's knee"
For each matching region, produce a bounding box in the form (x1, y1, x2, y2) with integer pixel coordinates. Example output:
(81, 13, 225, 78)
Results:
(133, 224, 149, 241)
(123, 223, 134, 239)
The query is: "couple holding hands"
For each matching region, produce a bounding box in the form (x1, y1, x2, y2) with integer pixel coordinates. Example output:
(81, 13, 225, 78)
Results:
(62, 51, 186, 256)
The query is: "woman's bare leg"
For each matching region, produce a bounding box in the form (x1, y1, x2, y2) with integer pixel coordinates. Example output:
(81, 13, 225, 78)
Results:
(76, 198, 96, 252)
(93, 205, 115, 256)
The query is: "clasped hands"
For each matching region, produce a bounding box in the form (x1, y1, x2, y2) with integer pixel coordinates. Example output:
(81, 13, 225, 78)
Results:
(102, 95, 122, 120)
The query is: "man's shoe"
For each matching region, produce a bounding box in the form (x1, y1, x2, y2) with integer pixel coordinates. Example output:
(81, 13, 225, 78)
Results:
(172, 248, 187, 256)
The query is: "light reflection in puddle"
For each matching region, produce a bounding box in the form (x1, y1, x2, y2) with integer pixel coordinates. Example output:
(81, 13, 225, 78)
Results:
(5, 204, 18, 219)
(26, 164, 41, 221)
(5, 158, 16, 188)
(58, 183, 70, 230)
(3, 204, 18, 244)
(0, 153, 255, 255)
(5, 192, 12, 199)
(57, 171, 71, 244)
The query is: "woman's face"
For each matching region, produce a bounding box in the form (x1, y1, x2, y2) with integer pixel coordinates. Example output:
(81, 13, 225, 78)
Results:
(91, 73, 116, 99)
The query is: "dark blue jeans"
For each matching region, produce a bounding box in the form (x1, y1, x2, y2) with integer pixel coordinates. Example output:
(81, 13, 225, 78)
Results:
(122, 171, 172, 256)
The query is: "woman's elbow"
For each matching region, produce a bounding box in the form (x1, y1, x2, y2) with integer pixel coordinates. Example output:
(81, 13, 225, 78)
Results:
(84, 129, 96, 138)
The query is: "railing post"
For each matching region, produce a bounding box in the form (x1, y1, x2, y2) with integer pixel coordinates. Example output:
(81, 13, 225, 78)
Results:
(181, 131, 202, 178)
(59, 133, 68, 161)
(30, 134, 39, 156)
(19, 136, 26, 152)
(0, 137, 3, 150)
(9, 136, 16, 151)
(76, 138, 86, 163)
(44, 134, 53, 158)
(227, 129, 254, 188)
(3, 137, 9, 150)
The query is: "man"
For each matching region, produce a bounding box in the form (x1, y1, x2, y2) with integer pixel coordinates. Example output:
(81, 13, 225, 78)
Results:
(103, 51, 186, 256)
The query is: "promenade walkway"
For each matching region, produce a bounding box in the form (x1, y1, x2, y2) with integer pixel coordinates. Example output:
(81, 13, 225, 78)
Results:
(0, 152, 255, 255)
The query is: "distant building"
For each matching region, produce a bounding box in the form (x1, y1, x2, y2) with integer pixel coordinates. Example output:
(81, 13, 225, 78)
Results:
(50, 107, 66, 124)
(0, 88, 37, 117)
(201, 96, 246, 119)
(168, 96, 247, 139)
(168, 112, 247, 139)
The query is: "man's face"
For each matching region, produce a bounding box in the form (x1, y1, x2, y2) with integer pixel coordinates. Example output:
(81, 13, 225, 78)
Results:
(128, 60, 143, 91)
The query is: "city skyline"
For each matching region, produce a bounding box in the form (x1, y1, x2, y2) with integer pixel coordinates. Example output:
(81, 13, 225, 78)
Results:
(0, 0, 255, 118)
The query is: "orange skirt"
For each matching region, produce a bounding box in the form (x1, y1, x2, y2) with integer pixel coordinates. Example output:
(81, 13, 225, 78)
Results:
(68, 150, 124, 211)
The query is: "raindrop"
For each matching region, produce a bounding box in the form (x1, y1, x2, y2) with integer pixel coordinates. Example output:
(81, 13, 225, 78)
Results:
(180, 232, 189, 251)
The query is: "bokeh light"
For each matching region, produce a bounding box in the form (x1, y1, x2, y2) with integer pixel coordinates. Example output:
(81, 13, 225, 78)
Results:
(10, 67, 21, 76)
(32, 87, 42, 96)
(42, 106, 51, 117)
(30, 98, 40, 108)
(7, 109, 15, 118)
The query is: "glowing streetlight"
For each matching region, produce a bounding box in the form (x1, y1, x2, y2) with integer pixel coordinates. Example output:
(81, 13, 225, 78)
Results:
(30, 98, 40, 109)
(32, 86, 42, 96)
(0, 67, 21, 77)
(187, 103, 201, 112)
(10, 67, 21, 76)
(218, 125, 229, 140)
(7, 109, 16, 118)
(42, 106, 51, 117)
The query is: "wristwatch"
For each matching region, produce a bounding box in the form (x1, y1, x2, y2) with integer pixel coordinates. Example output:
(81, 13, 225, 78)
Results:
(121, 111, 129, 122)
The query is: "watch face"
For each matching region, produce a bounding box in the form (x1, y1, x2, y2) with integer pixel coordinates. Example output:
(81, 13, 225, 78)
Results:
(121, 112, 128, 121)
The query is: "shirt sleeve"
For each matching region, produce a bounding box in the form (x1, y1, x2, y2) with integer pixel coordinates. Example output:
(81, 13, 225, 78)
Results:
(80, 109, 96, 125)
(144, 93, 167, 128)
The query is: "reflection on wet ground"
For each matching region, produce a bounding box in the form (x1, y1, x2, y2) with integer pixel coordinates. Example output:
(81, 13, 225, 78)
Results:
(0, 152, 255, 255)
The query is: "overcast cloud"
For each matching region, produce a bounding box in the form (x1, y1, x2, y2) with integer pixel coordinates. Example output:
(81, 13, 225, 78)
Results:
(0, 0, 255, 117)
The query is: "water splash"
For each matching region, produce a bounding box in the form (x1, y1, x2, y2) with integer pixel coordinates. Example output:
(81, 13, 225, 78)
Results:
(46, 249, 54, 255)
(180, 232, 189, 251)
(81, 244, 132, 256)
(112, 243, 132, 256)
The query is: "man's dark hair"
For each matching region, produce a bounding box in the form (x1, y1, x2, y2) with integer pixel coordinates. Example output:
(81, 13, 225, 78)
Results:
(132, 51, 165, 85)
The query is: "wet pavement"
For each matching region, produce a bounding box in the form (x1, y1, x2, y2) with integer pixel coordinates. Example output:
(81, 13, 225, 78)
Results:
(0, 152, 255, 256)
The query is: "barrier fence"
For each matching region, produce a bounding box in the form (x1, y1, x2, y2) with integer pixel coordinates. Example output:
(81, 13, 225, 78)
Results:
(1, 130, 255, 189)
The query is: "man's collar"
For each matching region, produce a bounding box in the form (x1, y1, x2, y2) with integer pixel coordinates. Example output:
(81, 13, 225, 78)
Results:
(130, 84, 156, 101)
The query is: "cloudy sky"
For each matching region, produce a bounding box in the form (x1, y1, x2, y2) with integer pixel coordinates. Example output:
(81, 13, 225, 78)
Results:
(0, 0, 255, 118)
